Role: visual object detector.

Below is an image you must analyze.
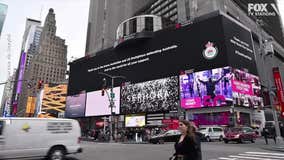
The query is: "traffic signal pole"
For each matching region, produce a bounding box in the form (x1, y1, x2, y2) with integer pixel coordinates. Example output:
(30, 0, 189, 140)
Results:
(98, 72, 126, 142)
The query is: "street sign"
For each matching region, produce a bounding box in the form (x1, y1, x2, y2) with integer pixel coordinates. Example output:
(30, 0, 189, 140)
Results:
(110, 92, 115, 99)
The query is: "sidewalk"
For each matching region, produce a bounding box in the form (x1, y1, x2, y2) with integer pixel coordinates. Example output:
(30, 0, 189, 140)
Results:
(257, 137, 284, 152)
(80, 136, 149, 144)
(121, 141, 149, 144)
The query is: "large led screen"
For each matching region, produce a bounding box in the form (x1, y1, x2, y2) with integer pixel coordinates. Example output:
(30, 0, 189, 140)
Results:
(65, 93, 86, 118)
(16, 52, 27, 94)
(125, 115, 146, 127)
(232, 68, 263, 108)
(85, 87, 120, 116)
(180, 67, 233, 109)
(120, 76, 179, 114)
(41, 84, 67, 118)
(180, 67, 263, 109)
(193, 112, 230, 126)
(68, 14, 257, 96)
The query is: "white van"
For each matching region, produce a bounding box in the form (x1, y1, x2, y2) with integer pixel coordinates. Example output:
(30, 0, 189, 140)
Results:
(0, 118, 82, 160)
(198, 126, 225, 142)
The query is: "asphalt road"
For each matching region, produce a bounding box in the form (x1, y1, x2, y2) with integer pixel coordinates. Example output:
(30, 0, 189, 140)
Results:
(67, 138, 284, 160)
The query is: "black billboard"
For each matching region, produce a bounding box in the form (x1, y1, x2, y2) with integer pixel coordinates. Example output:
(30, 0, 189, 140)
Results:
(120, 76, 179, 114)
(65, 93, 86, 118)
(68, 14, 257, 96)
(223, 16, 257, 74)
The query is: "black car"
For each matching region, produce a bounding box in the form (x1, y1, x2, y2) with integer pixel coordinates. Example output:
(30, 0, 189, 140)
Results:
(149, 130, 181, 144)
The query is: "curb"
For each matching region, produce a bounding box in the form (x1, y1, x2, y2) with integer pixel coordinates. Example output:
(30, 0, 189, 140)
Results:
(81, 139, 150, 144)
(121, 142, 149, 144)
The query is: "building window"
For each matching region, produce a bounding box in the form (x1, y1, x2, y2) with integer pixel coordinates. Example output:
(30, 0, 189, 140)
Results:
(145, 17, 153, 31)
(129, 18, 137, 34)
(185, 0, 190, 20)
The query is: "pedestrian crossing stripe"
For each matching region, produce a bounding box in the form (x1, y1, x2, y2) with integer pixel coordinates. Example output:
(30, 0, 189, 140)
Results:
(246, 152, 284, 156)
(238, 153, 284, 159)
(215, 151, 284, 160)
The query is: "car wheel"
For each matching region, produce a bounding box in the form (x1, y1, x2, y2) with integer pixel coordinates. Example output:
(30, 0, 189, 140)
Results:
(219, 136, 223, 141)
(158, 139, 164, 144)
(206, 136, 211, 142)
(224, 139, 229, 144)
(238, 138, 244, 144)
(48, 146, 66, 160)
(251, 139, 255, 143)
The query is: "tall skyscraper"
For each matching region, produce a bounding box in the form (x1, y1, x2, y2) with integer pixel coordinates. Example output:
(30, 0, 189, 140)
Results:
(0, 3, 7, 36)
(21, 19, 42, 70)
(10, 18, 42, 116)
(14, 19, 42, 116)
(85, 0, 152, 55)
(0, 70, 16, 117)
(16, 9, 67, 117)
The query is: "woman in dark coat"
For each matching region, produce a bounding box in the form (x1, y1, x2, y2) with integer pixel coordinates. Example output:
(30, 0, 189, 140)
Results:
(172, 120, 201, 160)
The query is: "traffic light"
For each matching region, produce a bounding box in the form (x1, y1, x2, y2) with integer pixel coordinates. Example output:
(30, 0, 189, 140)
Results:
(37, 80, 43, 89)
(101, 78, 107, 96)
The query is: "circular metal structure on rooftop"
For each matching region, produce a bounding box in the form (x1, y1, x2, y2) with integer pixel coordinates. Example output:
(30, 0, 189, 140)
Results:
(114, 15, 163, 48)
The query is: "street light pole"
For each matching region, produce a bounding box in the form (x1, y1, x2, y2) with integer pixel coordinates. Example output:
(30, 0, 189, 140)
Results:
(98, 72, 126, 142)
(266, 58, 283, 144)
(256, 19, 283, 144)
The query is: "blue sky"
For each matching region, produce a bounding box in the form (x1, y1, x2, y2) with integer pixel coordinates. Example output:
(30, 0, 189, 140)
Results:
(0, 0, 284, 103)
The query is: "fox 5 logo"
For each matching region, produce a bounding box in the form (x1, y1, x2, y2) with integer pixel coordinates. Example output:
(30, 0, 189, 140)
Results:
(248, 3, 279, 16)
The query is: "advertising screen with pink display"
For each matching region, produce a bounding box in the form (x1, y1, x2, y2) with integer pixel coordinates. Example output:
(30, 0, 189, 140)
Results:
(193, 112, 230, 126)
(85, 87, 120, 116)
(180, 67, 233, 109)
(180, 67, 263, 109)
(231, 69, 263, 108)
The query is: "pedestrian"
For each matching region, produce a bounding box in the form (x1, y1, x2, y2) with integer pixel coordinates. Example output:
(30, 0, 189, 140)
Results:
(190, 121, 202, 160)
(271, 127, 277, 144)
(263, 128, 269, 145)
(170, 120, 200, 160)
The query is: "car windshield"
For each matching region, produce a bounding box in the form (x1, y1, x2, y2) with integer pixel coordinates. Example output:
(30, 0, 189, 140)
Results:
(164, 130, 179, 135)
(198, 128, 207, 131)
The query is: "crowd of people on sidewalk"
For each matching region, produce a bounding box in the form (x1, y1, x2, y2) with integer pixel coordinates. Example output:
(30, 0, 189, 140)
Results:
(85, 127, 164, 143)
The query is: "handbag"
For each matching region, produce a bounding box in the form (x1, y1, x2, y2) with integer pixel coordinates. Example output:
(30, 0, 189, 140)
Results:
(169, 155, 176, 160)
(169, 155, 184, 160)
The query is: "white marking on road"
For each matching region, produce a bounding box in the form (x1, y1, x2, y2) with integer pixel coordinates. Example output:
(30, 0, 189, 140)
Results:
(246, 152, 284, 156)
(229, 155, 277, 160)
(239, 153, 284, 159)
(216, 151, 284, 160)
(218, 157, 237, 160)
